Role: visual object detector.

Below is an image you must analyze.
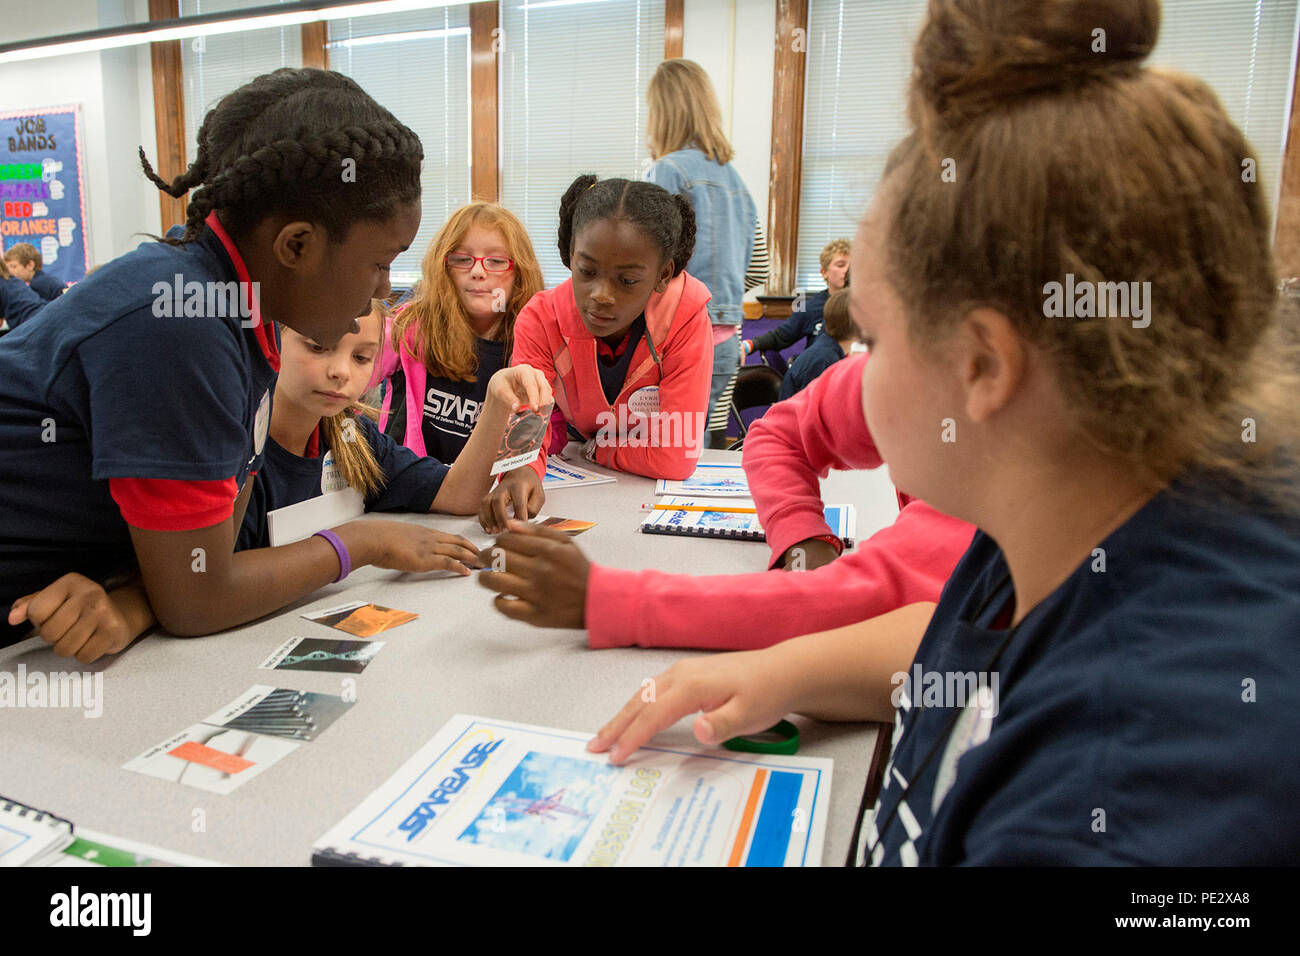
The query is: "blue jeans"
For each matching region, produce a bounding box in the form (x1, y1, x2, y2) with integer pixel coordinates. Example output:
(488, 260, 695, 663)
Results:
(706, 329, 742, 449)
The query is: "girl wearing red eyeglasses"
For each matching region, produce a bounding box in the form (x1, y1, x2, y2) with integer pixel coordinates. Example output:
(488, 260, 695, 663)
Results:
(372, 203, 546, 463)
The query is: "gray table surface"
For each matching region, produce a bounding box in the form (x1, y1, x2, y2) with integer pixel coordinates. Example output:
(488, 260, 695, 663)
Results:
(0, 449, 900, 866)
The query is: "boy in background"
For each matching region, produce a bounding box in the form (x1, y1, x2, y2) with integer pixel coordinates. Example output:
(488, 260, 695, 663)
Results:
(742, 237, 849, 366)
(0, 254, 45, 335)
(4, 243, 65, 301)
(778, 288, 855, 399)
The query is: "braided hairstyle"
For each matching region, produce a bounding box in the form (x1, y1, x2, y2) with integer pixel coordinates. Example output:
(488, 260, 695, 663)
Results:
(139, 68, 423, 244)
(557, 175, 695, 277)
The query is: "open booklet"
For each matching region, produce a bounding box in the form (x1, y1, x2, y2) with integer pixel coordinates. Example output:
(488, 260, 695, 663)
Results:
(542, 457, 616, 489)
(655, 462, 750, 498)
(312, 714, 832, 867)
(640, 496, 857, 546)
(0, 795, 220, 867)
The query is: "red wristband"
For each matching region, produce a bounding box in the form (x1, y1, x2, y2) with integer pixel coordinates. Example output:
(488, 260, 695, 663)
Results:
(809, 534, 845, 555)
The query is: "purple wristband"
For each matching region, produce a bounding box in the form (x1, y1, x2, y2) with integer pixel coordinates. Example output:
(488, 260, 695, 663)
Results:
(314, 529, 351, 582)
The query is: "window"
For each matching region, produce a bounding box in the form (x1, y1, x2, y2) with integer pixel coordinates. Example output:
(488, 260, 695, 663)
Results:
(500, 0, 665, 286)
(180, 0, 302, 168)
(329, 7, 473, 286)
(797, 0, 923, 292)
(796, 0, 1299, 291)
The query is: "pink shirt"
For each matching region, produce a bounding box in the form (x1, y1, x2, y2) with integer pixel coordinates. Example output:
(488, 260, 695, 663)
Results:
(512, 272, 714, 481)
(584, 353, 976, 650)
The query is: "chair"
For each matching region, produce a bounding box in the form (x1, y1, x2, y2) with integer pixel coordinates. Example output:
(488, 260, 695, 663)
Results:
(725, 363, 784, 450)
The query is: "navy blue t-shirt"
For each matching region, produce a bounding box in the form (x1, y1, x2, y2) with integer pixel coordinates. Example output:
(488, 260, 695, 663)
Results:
(597, 315, 647, 406)
(384, 336, 506, 463)
(751, 288, 828, 354)
(779, 333, 844, 400)
(236, 414, 450, 551)
(859, 477, 1300, 866)
(0, 225, 278, 645)
(0, 274, 44, 332)
(29, 269, 66, 302)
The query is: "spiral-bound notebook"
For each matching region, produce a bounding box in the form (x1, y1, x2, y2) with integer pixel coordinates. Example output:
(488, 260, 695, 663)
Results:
(0, 795, 220, 867)
(640, 497, 857, 546)
(0, 795, 75, 866)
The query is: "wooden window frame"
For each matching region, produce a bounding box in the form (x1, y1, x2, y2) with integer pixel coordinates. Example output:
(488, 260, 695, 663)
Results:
(148, 0, 187, 230)
(767, 0, 808, 297)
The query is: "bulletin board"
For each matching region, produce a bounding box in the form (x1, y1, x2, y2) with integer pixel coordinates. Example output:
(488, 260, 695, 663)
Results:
(0, 105, 91, 286)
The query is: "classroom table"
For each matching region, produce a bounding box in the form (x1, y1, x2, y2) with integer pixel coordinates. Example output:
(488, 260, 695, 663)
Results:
(0, 449, 901, 867)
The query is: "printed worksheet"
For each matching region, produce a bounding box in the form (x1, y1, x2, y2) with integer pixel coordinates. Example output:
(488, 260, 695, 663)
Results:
(312, 714, 831, 867)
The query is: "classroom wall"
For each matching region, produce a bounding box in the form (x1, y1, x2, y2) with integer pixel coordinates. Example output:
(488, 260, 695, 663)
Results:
(683, 0, 776, 293)
(0, 0, 161, 269)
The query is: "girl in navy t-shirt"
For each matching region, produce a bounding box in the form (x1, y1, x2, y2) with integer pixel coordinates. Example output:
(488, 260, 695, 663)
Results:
(375, 203, 544, 464)
(572, 0, 1300, 866)
(0, 68, 516, 650)
(237, 299, 550, 551)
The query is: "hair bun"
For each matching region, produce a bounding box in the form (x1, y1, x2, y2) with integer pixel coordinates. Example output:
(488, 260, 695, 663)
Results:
(910, 0, 1160, 129)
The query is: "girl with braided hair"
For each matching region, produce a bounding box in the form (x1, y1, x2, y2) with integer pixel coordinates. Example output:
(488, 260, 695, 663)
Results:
(0, 68, 523, 650)
(479, 174, 714, 533)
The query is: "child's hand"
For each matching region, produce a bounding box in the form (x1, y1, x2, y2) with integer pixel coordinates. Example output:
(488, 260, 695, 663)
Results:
(479, 468, 544, 533)
(486, 364, 553, 413)
(586, 649, 800, 765)
(477, 518, 589, 628)
(7, 573, 150, 663)
(354, 520, 484, 575)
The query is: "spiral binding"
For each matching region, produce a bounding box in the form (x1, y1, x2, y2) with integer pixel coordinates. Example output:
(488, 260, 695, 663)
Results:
(1, 795, 75, 832)
(311, 846, 406, 867)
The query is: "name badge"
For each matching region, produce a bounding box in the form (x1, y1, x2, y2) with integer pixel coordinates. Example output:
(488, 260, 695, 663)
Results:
(626, 386, 660, 416)
(321, 450, 348, 494)
(253, 388, 271, 456)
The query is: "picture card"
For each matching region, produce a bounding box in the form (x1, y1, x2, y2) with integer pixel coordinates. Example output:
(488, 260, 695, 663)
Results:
(303, 600, 417, 636)
(534, 516, 595, 535)
(490, 406, 549, 476)
(259, 636, 385, 674)
(123, 723, 298, 795)
(202, 684, 353, 741)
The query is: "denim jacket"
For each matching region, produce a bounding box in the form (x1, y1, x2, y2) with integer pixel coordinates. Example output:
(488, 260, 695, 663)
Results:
(647, 148, 757, 326)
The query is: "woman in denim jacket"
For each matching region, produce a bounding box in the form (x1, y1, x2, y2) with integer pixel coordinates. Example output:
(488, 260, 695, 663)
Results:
(646, 59, 759, 449)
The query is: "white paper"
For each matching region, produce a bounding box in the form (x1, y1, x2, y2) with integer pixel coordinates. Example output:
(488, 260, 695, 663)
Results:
(313, 714, 832, 867)
(655, 463, 752, 498)
(267, 487, 365, 547)
(542, 458, 616, 489)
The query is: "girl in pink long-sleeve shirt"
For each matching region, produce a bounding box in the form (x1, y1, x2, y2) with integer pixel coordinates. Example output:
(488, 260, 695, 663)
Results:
(480, 174, 714, 532)
(478, 350, 974, 649)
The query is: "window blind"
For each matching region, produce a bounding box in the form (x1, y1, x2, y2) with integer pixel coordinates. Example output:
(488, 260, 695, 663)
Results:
(329, 6, 473, 286)
(500, 0, 665, 286)
(180, 0, 302, 170)
(797, 0, 1299, 291)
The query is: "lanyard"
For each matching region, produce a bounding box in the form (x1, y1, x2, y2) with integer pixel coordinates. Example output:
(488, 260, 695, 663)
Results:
(852, 572, 1019, 867)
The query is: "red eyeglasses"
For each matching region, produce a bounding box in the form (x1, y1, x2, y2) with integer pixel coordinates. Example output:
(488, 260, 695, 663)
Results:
(445, 254, 515, 273)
